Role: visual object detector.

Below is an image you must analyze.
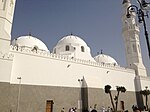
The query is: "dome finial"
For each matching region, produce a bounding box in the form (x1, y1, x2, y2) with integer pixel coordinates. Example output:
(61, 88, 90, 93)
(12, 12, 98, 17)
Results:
(101, 49, 103, 54)
(29, 32, 32, 36)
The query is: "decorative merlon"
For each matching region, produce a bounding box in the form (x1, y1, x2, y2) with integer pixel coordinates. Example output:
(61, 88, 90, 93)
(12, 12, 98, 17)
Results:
(0, 51, 14, 60)
(10, 45, 135, 73)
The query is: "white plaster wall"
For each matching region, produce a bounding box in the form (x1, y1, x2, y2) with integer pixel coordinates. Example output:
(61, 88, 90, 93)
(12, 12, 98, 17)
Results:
(10, 51, 136, 91)
(54, 43, 94, 61)
(140, 77, 150, 89)
(0, 58, 13, 82)
(135, 76, 150, 91)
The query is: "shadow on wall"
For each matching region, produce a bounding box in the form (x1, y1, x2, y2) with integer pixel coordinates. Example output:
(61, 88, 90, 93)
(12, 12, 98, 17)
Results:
(134, 76, 144, 110)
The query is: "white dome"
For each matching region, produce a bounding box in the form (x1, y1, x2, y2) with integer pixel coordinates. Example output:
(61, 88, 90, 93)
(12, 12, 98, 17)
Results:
(94, 54, 118, 65)
(53, 34, 95, 61)
(12, 35, 49, 51)
(57, 35, 87, 46)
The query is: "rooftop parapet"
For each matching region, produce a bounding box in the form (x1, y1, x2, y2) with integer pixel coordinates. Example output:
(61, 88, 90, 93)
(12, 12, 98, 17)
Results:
(10, 45, 135, 73)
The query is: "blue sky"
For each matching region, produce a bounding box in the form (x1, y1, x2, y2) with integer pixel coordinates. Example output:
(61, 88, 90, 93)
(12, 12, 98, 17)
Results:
(11, 0, 150, 75)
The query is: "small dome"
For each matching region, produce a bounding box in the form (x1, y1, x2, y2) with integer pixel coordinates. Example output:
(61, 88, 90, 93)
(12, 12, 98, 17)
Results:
(57, 35, 87, 46)
(94, 54, 118, 65)
(12, 35, 49, 51)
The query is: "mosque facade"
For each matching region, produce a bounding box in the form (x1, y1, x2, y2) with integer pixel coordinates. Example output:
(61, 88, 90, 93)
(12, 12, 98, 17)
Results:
(0, 0, 150, 112)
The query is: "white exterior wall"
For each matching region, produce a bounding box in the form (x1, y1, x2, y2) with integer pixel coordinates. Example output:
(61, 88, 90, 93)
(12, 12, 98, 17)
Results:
(0, 57, 13, 82)
(0, 50, 13, 82)
(10, 48, 136, 91)
(135, 76, 150, 91)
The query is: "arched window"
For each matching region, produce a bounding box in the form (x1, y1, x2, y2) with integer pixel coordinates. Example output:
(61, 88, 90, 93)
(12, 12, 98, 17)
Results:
(66, 45, 70, 51)
(81, 46, 84, 52)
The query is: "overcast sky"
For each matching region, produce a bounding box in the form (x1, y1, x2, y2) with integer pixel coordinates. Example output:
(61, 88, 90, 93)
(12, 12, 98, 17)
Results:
(11, 0, 150, 75)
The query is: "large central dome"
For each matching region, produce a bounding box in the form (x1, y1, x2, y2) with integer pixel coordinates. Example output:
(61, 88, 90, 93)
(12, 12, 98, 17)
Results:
(53, 34, 95, 61)
(57, 35, 87, 46)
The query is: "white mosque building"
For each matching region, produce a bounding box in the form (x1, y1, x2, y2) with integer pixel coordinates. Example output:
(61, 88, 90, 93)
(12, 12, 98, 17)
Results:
(0, 0, 150, 112)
